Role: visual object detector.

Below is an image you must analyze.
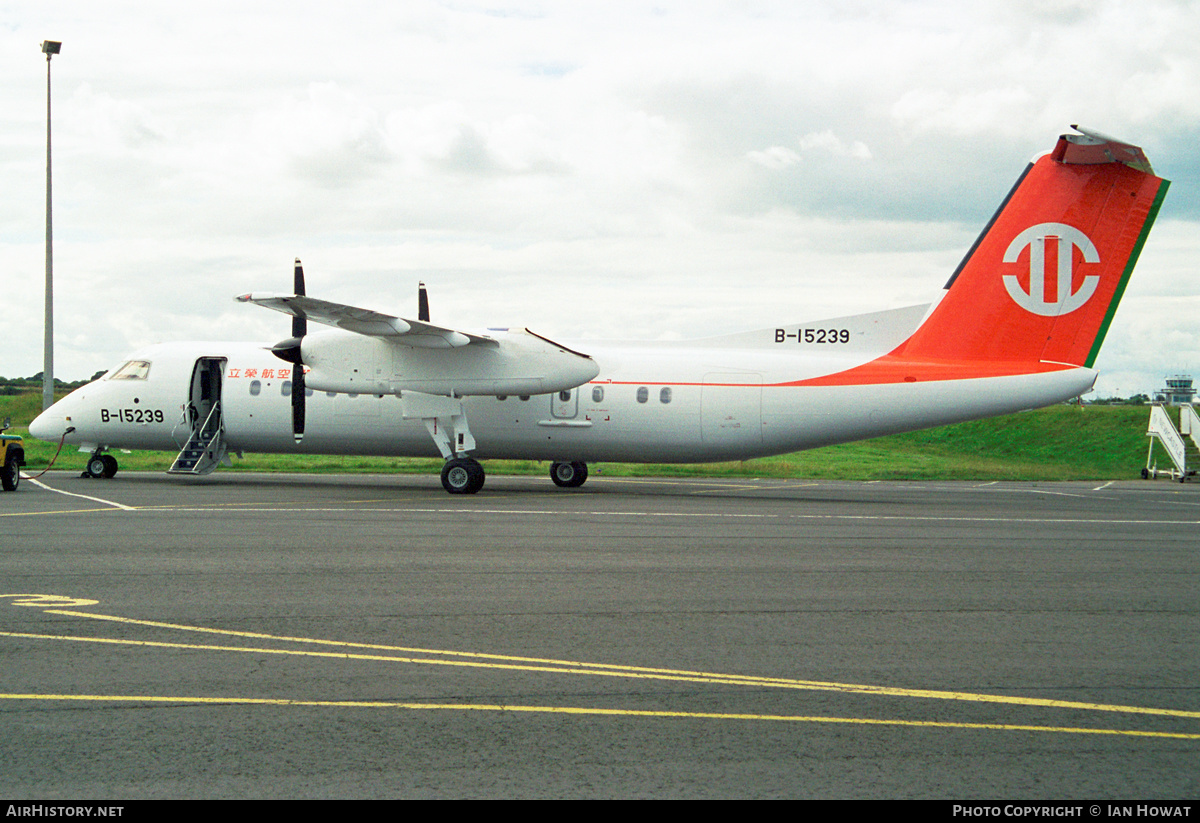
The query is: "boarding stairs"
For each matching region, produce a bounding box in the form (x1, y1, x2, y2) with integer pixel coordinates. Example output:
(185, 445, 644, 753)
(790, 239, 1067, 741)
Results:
(1144, 404, 1200, 482)
(169, 401, 227, 475)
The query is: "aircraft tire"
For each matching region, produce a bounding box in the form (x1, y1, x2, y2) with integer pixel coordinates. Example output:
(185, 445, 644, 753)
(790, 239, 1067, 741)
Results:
(550, 461, 588, 488)
(101, 455, 119, 478)
(86, 456, 108, 479)
(442, 457, 484, 494)
(468, 458, 485, 492)
(1, 457, 18, 492)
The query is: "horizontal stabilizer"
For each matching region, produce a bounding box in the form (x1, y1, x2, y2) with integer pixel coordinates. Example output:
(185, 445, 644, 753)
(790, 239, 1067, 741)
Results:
(236, 293, 497, 349)
(1060, 125, 1154, 174)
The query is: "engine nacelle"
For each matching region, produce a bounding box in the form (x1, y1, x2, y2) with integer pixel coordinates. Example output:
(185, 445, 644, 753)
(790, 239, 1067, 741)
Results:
(296, 327, 599, 397)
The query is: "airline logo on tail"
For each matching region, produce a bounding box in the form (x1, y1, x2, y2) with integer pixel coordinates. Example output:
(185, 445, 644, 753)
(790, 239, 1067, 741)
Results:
(1002, 222, 1100, 317)
(791, 127, 1169, 386)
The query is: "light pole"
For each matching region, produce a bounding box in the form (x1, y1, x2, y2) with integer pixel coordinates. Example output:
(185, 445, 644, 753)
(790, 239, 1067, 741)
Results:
(41, 39, 61, 412)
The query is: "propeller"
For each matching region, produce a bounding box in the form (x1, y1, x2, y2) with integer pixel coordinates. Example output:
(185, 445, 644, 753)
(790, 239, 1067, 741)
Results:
(268, 258, 307, 444)
(270, 269, 424, 444)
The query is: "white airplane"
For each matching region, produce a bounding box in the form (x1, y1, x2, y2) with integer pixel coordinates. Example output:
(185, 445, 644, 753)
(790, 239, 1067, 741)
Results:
(29, 127, 1169, 494)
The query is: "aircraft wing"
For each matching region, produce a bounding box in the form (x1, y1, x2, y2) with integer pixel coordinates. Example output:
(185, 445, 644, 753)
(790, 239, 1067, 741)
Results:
(236, 293, 497, 349)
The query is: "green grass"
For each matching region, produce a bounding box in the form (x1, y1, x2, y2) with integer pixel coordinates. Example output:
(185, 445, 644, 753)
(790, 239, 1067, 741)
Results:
(2, 393, 1158, 481)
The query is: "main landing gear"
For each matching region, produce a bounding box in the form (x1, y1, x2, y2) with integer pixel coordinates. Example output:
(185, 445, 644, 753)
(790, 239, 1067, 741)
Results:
(550, 461, 588, 488)
(84, 451, 119, 479)
(403, 393, 487, 495)
(441, 456, 485, 495)
(404, 393, 590, 495)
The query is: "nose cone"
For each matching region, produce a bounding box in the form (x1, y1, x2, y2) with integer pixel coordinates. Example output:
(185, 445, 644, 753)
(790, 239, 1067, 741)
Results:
(28, 406, 65, 442)
(28, 388, 84, 443)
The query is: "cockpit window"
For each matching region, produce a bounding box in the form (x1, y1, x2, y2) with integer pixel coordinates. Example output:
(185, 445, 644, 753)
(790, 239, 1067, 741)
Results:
(108, 360, 151, 380)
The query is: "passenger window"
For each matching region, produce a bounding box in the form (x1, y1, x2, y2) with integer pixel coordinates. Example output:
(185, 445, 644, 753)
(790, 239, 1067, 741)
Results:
(592, 386, 604, 403)
(559, 390, 572, 402)
(636, 386, 648, 403)
(249, 380, 261, 396)
(282, 381, 291, 397)
(660, 387, 672, 404)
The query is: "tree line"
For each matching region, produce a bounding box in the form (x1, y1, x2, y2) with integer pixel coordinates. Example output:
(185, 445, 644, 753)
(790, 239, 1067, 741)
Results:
(0, 372, 107, 396)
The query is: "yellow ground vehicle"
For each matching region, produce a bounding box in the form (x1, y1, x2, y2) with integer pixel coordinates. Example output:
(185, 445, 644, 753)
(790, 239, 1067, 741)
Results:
(1, 418, 24, 491)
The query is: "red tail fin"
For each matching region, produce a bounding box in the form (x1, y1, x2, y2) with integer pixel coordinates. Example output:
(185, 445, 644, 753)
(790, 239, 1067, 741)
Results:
(900, 127, 1168, 368)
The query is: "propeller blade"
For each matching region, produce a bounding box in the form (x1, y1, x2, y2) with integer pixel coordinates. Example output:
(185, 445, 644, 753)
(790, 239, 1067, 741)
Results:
(418, 281, 430, 322)
(291, 259, 307, 442)
(292, 258, 307, 338)
(292, 364, 306, 443)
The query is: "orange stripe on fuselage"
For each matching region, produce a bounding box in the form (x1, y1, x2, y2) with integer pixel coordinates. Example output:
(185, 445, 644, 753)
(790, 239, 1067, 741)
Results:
(592, 356, 1074, 390)
(777, 354, 1074, 388)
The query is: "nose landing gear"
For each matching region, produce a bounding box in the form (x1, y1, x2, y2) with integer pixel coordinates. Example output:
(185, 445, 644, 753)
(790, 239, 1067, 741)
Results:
(84, 452, 119, 479)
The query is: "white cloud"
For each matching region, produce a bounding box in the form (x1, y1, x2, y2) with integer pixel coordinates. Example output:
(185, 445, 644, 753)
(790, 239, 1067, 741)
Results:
(746, 146, 800, 169)
(797, 131, 872, 160)
(0, 0, 1196, 403)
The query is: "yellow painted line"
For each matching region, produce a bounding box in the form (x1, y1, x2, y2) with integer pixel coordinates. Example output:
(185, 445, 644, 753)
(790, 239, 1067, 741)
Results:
(43, 608, 803, 681)
(10, 619, 1200, 722)
(0, 507, 127, 517)
(3, 594, 100, 608)
(0, 629, 828, 687)
(0, 693, 1196, 739)
(8, 596, 1199, 724)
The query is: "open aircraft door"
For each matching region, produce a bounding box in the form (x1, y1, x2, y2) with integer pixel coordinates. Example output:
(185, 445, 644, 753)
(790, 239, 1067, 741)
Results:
(169, 357, 228, 474)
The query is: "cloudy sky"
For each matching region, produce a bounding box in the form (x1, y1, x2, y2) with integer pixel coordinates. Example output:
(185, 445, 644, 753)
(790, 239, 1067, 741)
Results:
(4, 0, 1199, 398)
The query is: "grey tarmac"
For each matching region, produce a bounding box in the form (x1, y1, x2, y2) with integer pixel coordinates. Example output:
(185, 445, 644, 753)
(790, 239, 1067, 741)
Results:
(1, 471, 1197, 799)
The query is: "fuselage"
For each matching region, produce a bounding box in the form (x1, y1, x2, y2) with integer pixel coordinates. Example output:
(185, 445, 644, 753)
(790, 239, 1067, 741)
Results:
(29, 315, 1097, 466)
(26, 128, 1165, 481)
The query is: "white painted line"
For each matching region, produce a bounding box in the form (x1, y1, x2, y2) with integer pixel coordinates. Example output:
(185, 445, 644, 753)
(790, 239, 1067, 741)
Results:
(1093, 481, 1115, 491)
(143, 506, 1200, 526)
(25, 477, 137, 511)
